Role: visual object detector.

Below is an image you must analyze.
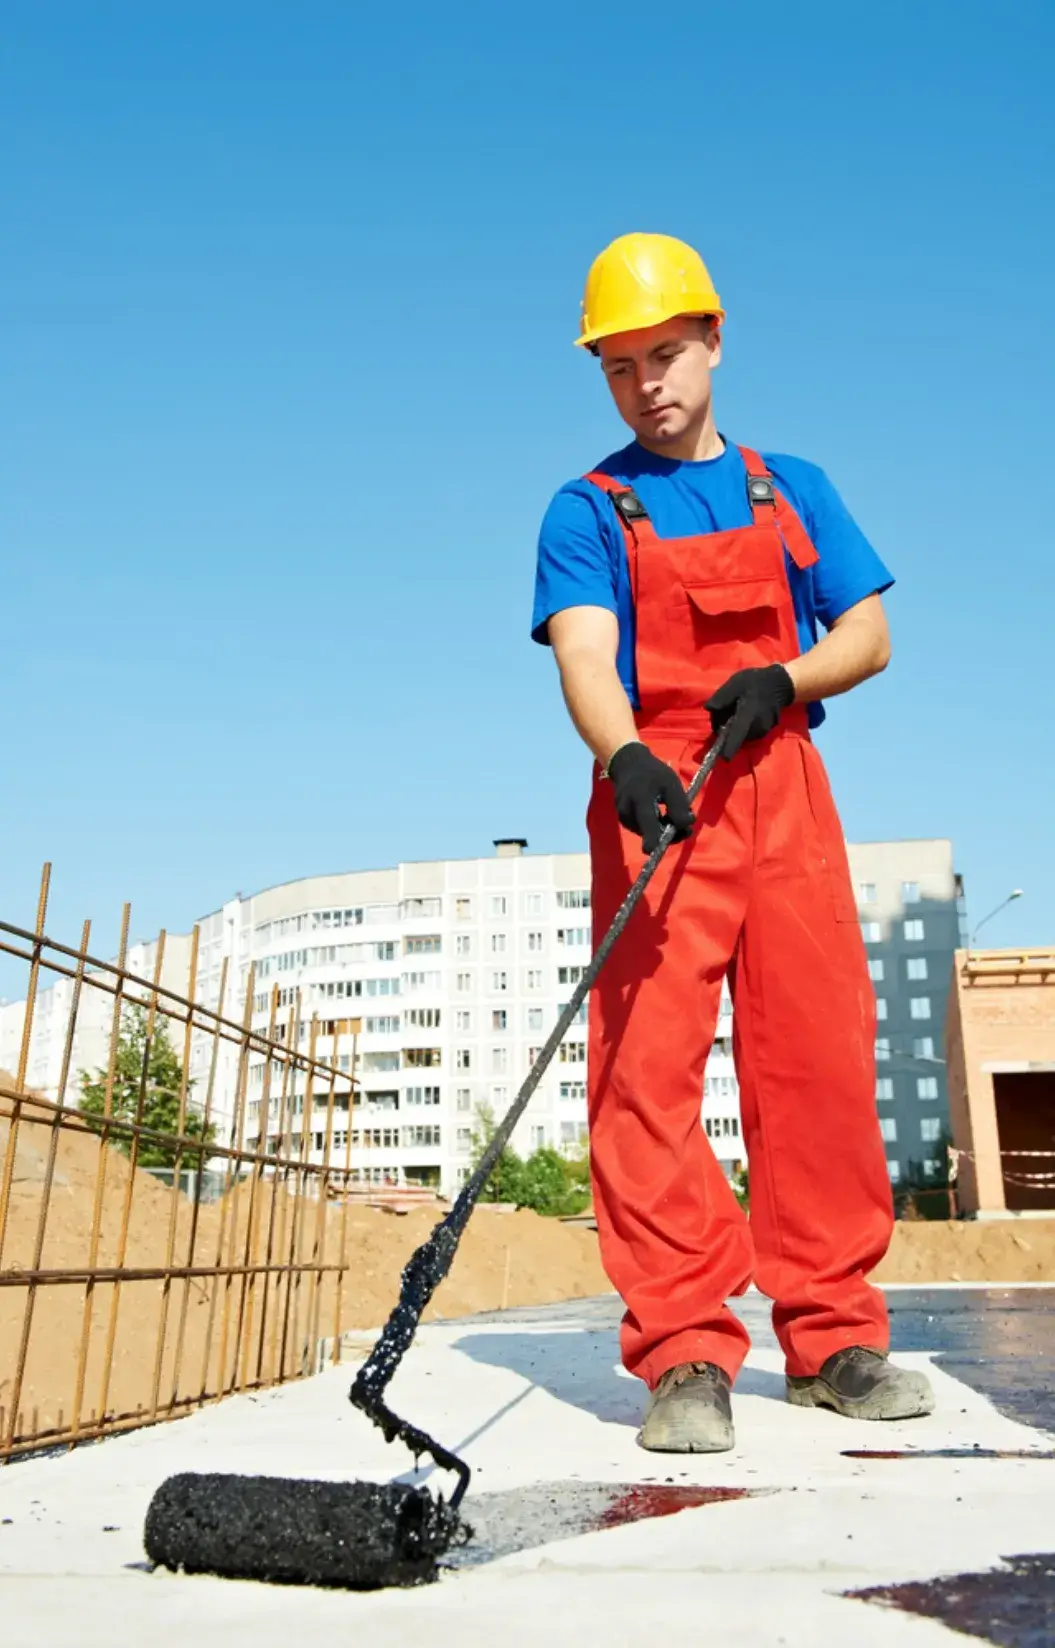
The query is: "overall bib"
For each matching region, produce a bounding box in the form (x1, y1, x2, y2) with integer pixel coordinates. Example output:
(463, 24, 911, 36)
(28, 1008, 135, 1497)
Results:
(583, 447, 893, 1388)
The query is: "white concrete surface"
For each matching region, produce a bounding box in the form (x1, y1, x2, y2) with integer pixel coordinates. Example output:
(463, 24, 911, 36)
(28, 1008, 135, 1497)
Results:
(1, 1301, 1052, 1646)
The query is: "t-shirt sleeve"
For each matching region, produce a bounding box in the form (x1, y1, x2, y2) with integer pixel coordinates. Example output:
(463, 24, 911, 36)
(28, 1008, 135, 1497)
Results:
(798, 464, 894, 630)
(531, 482, 619, 646)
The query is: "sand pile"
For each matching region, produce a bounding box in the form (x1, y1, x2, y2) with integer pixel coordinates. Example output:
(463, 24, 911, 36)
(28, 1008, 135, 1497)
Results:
(873, 1217, 1055, 1285)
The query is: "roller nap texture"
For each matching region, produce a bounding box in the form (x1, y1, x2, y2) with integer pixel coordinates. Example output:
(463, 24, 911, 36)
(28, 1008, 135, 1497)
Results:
(144, 1472, 466, 1588)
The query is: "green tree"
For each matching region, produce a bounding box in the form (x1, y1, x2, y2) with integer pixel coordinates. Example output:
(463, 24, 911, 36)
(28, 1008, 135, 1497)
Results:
(517, 1145, 593, 1217)
(469, 1104, 526, 1204)
(79, 1005, 214, 1169)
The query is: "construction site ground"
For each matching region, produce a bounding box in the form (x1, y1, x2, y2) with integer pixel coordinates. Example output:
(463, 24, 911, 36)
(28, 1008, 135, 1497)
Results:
(2, 1286, 1053, 1646)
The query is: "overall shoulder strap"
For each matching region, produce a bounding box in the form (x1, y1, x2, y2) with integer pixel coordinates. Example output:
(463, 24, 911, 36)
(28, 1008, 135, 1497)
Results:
(737, 446, 819, 571)
(582, 470, 652, 532)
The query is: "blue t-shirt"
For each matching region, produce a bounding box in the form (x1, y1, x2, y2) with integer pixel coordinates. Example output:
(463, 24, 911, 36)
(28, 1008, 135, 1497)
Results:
(532, 439, 893, 728)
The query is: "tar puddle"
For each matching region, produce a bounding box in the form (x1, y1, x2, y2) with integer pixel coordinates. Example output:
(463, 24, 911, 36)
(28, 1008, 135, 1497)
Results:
(444, 1481, 765, 1569)
(849, 1552, 1055, 1647)
(842, 1449, 1055, 1461)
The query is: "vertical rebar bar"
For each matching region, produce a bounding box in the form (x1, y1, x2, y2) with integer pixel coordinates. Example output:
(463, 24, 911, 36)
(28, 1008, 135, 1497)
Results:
(277, 998, 313, 1381)
(306, 1042, 340, 1369)
(1, 916, 90, 1456)
(265, 999, 298, 1386)
(331, 1019, 359, 1364)
(95, 933, 167, 1426)
(70, 903, 131, 1444)
(215, 964, 254, 1396)
(148, 926, 200, 1420)
(252, 985, 286, 1385)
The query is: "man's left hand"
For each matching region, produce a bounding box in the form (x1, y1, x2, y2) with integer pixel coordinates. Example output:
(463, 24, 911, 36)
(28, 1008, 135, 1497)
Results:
(705, 664, 796, 759)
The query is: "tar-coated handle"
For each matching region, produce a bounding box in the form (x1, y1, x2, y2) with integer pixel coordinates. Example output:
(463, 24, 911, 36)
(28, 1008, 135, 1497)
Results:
(350, 722, 731, 1508)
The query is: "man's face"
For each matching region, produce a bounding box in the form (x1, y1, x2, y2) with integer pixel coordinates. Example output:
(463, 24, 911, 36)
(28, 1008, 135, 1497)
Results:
(596, 315, 721, 449)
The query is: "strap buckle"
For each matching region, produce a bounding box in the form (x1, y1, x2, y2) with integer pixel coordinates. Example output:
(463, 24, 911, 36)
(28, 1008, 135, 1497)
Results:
(612, 490, 650, 524)
(747, 475, 776, 507)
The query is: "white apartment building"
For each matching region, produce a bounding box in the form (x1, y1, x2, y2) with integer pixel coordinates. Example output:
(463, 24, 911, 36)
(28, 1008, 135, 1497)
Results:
(3, 837, 957, 1201)
(0, 843, 743, 1197)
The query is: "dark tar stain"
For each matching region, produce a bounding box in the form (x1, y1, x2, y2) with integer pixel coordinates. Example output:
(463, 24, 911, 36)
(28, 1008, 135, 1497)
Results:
(842, 1449, 1055, 1461)
(849, 1551, 1055, 1647)
(444, 1481, 765, 1568)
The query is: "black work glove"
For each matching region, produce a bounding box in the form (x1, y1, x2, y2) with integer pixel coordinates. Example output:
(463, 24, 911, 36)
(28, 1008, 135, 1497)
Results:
(705, 664, 796, 760)
(607, 742, 696, 854)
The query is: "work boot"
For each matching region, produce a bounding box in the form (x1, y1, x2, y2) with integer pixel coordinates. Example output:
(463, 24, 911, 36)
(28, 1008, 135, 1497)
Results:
(639, 1361, 735, 1452)
(786, 1346, 935, 1420)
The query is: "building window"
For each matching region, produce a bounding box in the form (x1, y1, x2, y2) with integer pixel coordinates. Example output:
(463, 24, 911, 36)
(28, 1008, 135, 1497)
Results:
(909, 997, 932, 1020)
(401, 897, 442, 919)
(556, 889, 590, 909)
(405, 1085, 440, 1106)
(405, 1007, 441, 1028)
(456, 971, 473, 994)
(403, 1047, 441, 1068)
(920, 1116, 941, 1143)
(455, 1049, 472, 1070)
(492, 1009, 507, 1031)
(906, 957, 929, 981)
(913, 1036, 935, 1059)
(557, 927, 590, 947)
(902, 881, 921, 904)
(491, 970, 508, 992)
(527, 1007, 544, 1031)
(491, 1047, 508, 1074)
(455, 897, 473, 920)
(887, 1159, 901, 1184)
(558, 965, 585, 985)
(531, 1125, 546, 1150)
(559, 1081, 586, 1101)
(365, 1015, 400, 1034)
(526, 969, 543, 991)
(490, 895, 508, 918)
(402, 1124, 441, 1147)
(904, 919, 925, 941)
(527, 1045, 542, 1065)
(879, 1117, 897, 1142)
(858, 882, 877, 905)
(362, 1051, 400, 1072)
(456, 1009, 472, 1031)
(456, 1127, 473, 1150)
(867, 959, 885, 982)
(456, 1087, 472, 1111)
(404, 935, 441, 955)
(491, 933, 507, 954)
(876, 1078, 894, 1101)
(875, 998, 888, 1021)
(456, 934, 472, 956)
(525, 892, 544, 916)
(923, 1159, 938, 1178)
(527, 931, 544, 952)
(861, 921, 882, 944)
(560, 1042, 586, 1064)
(917, 1076, 939, 1100)
(876, 1038, 891, 1061)
(491, 1084, 509, 1107)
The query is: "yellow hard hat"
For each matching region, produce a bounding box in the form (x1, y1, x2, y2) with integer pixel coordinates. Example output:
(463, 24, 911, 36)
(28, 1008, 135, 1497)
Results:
(576, 232, 724, 349)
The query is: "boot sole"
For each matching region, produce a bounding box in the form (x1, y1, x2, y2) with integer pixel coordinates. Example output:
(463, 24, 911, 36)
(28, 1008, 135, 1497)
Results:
(786, 1374, 935, 1421)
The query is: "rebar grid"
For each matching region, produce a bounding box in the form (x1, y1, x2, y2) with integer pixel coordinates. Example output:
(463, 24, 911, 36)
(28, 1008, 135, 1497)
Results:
(0, 867, 362, 1462)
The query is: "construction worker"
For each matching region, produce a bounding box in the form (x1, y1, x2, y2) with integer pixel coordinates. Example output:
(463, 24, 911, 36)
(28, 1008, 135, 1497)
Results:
(532, 233, 934, 1451)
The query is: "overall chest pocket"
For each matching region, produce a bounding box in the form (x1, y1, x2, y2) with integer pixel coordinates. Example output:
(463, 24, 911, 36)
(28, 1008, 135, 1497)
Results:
(683, 576, 785, 651)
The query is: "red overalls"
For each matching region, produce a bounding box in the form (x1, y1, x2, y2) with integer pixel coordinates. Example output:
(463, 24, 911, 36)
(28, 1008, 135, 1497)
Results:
(584, 447, 893, 1388)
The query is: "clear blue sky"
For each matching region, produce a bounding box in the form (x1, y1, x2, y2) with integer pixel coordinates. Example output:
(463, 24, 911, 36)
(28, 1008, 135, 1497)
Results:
(2, 0, 1052, 979)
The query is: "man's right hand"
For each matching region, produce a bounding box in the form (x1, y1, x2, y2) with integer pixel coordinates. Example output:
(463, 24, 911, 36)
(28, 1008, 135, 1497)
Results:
(607, 743, 696, 853)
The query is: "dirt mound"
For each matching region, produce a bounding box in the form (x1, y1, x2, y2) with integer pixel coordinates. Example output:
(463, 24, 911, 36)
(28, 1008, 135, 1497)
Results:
(873, 1217, 1055, 1285)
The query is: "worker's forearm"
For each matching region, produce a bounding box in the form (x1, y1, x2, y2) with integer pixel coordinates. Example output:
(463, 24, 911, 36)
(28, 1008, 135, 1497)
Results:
(556, 647, 640, 768)
(785, 614, 890, 704)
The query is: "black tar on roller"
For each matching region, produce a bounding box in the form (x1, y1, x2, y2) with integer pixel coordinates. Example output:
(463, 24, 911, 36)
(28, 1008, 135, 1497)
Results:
(144, 1472, 467, 1589)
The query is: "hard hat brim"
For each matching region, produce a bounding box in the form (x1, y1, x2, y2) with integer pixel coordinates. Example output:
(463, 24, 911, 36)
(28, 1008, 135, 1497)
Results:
(575, 306, 725, 349)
